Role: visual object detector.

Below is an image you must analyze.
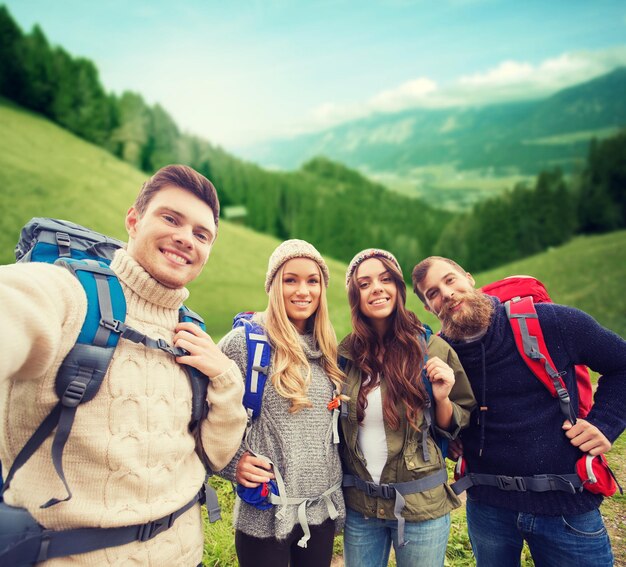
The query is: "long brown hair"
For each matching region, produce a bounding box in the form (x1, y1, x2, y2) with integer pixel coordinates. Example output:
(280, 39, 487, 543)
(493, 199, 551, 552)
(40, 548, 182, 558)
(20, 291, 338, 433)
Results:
(346, 256, 428, 431)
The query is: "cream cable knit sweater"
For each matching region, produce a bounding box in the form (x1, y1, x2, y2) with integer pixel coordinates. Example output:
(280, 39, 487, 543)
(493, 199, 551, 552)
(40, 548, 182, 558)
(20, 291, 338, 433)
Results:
(0, 249, 247, 566)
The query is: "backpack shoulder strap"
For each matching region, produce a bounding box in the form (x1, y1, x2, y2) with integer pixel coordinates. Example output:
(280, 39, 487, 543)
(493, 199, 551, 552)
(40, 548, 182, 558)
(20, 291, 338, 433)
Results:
(233, 312, 271, 420)
(505, 297, 576, 423)
(419, 325, 449, 461)
(421, 325, 434, 405)
(179, 305, 209, 431)
(2, 258, 126, 506)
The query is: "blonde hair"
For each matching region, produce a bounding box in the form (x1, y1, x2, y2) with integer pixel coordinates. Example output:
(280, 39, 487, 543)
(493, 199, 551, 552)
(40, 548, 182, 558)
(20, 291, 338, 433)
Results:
(262, 263, 347, 413)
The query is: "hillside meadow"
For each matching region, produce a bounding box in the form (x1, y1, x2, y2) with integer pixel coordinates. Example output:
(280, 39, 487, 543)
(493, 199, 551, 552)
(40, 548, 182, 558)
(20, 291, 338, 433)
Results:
(1, 98, 625, 565)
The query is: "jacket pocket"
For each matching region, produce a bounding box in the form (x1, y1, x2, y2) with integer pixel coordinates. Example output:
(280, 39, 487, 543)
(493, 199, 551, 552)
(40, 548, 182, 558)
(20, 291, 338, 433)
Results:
(403, 434, 444, 474)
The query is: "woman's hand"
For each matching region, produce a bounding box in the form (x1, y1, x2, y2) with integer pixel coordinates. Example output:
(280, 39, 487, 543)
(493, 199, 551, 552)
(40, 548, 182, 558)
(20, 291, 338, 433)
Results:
(236, 451, 275, 487)
(173, 322, 233, 378)
(425, 356, 455, 402)
(425, 356, 455, 430)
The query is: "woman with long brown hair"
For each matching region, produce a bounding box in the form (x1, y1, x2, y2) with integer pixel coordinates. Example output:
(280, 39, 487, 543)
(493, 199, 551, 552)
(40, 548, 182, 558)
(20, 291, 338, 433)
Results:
(339, 249, 475, 567)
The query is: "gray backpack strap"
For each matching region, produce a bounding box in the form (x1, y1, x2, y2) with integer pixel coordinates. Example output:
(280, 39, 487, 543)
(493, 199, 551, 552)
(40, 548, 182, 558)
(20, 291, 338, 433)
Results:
(343, 468, 448, 547)
(450, 471, 582, 495)
(0, 490, 204, 565)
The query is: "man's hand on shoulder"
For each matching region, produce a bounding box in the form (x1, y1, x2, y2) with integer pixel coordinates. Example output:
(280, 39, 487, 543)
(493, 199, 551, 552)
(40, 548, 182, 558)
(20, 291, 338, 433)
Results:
(174, 322, 234, 378)
(562, 418, 612, 455)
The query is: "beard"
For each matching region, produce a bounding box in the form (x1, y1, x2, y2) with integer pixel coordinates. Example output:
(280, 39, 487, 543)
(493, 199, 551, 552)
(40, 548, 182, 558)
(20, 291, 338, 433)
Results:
(440, 289, 494, 341)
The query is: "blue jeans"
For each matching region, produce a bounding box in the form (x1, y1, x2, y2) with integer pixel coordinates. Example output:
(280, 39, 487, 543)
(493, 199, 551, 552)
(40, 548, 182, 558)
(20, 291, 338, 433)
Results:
(343, 507, 450, 567)
(466, 499, 614, 567)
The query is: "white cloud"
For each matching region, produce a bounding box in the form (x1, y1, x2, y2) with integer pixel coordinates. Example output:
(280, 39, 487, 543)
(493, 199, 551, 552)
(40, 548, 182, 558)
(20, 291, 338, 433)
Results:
(459, 60, 535, 86)
(369, 78, 438, 112)
(305, 77, 438, 132)
(458, 52, 614, 95)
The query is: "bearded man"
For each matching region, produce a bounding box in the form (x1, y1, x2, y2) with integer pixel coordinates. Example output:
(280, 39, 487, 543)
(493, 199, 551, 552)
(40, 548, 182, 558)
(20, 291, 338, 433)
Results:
(411, 256, 626, 567)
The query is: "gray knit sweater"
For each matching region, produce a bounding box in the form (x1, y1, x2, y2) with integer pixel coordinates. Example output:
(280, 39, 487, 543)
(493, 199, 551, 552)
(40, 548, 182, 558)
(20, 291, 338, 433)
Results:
(218, 326, 345, 540)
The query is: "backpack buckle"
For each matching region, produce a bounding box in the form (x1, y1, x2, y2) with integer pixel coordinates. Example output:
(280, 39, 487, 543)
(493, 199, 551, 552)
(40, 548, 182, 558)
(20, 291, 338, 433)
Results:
(55, 232, 71, 256)
(137, 511, 175, 541)
(496, 475, 527, 491)
(364, 482, 394, 499)
(100, 318, 123, 333)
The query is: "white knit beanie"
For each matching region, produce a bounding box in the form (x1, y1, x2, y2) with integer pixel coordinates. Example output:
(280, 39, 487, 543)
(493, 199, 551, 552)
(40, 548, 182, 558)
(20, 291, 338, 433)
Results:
(345, 248, 401, 287)
(265, 239, 330, 293)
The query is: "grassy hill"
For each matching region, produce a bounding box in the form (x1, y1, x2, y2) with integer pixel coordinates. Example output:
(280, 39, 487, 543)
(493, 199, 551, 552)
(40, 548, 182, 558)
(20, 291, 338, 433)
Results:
(0, 98, 352, 338)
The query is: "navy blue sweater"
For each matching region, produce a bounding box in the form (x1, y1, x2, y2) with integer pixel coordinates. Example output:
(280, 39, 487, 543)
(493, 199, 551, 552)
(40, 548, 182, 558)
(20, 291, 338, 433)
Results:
(442, 297, 626, 515)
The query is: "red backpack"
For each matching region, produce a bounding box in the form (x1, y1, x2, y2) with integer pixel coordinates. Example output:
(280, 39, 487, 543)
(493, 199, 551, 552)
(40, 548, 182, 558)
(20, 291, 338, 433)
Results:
(481, 275, 592, 418)
(470, 275, 620, 497)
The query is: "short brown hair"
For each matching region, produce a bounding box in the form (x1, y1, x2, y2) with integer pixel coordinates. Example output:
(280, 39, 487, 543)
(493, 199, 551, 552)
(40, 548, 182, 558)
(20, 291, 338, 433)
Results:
(134, 164, 220, 228)
(411, 256, 466, 303)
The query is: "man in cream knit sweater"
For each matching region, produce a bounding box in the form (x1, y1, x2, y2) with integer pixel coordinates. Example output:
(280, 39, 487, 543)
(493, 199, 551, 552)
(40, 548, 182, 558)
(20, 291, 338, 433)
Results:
(0, 165, 248, 566)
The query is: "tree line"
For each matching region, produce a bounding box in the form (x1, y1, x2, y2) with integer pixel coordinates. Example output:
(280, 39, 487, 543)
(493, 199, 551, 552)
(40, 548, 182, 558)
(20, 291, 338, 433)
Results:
(1, 5, 624, 276)
(434, 131, 626, 271)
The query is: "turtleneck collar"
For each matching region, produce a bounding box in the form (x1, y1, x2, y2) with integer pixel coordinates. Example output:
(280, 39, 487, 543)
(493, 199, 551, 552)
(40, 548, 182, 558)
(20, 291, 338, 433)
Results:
(298, 332, 323, 360)
(110, 248, 189, 310)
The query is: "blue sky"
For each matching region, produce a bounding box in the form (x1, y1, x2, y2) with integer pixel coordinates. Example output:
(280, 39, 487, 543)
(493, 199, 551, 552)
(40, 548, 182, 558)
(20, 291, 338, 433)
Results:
(4, 0, 626, 150)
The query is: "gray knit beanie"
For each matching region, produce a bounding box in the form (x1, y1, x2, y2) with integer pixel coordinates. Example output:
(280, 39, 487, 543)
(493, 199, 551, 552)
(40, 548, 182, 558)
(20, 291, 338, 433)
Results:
(265, 239, 330, 293)
(345, 248, 402, 287)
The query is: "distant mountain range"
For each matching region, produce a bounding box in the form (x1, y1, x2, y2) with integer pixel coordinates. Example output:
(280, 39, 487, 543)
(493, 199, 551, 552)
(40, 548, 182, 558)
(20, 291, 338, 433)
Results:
(239, 68, 626, 177)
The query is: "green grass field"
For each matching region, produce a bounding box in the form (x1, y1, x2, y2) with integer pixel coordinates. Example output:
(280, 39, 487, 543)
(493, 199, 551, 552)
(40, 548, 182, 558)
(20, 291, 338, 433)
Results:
(1, 98, 625, 566)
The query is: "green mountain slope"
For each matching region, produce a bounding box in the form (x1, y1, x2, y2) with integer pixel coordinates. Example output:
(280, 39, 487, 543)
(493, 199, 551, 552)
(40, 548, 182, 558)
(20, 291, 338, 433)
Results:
(1, 98, 624, 338)
(0, 99, 352, 338)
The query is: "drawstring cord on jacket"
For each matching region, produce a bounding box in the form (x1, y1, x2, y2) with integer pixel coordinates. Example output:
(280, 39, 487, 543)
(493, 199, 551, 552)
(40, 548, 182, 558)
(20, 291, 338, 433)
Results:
(478, 342, 487, 457)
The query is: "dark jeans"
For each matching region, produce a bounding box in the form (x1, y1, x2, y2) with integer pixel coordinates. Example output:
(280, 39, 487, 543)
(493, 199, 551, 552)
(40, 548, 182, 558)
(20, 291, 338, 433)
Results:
(466, 498, 614, 567)
(235, 518, 336, 567)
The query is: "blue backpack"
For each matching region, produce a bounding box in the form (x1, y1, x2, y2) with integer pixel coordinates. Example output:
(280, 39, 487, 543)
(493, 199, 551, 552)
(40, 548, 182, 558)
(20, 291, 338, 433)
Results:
(230, 312, 279, 509)
(421, 325, 449, 460)
(0, 218, 219, 566)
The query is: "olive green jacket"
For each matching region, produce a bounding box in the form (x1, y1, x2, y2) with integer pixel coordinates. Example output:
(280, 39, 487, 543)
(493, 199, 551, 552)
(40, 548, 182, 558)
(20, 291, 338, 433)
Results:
(339, 334, 476, 522)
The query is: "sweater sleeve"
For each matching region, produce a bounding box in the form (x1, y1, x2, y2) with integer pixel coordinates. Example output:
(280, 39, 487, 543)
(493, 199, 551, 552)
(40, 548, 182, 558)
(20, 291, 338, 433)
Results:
(199, 358, 247, 472)
(550, 304, 626, 443)
(0, 262, 87, 383)
(428, 335, 477, 439)
(210, 327, 250, 480)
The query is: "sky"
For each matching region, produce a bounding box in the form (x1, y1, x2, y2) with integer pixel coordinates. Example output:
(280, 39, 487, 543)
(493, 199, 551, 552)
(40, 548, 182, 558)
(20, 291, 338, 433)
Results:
(4, 0, 626, 152)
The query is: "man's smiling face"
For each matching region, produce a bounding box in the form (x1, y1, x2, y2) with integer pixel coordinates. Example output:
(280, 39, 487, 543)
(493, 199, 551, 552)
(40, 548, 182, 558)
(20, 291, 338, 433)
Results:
(125, 185, 216, 289)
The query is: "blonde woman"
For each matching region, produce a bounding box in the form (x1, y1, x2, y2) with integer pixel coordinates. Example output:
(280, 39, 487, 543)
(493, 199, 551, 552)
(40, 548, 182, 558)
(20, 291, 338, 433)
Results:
(217, 239, 346, 567)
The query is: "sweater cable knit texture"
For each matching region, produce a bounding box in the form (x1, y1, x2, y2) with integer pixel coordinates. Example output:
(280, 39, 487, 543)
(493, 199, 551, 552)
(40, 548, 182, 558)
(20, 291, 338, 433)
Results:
(0, 249, 246, 566)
